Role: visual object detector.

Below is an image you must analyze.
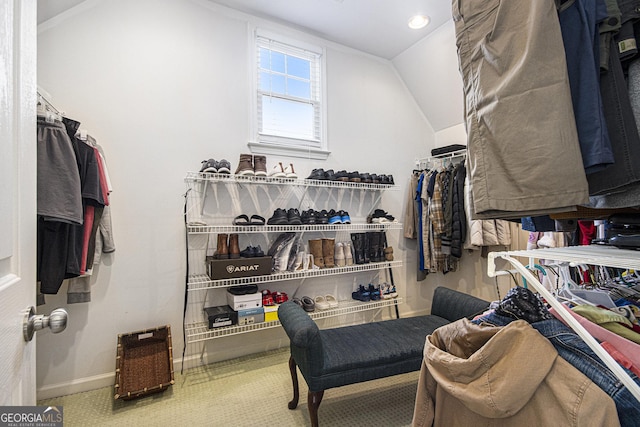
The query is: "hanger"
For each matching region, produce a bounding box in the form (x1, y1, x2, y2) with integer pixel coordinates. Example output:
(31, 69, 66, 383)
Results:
(37, 92, 63, 123)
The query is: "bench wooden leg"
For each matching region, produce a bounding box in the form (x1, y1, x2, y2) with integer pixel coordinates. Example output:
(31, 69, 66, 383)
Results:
(308, 390, 324, 427)
(288, 356, 300, 410)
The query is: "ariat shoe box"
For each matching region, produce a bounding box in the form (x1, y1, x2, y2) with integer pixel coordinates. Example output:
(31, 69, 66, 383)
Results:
(237, 307, 265, 325)
(207, 256, 272, 280)
(263, 305, 279, 322)
(226, 291, 262, 311)
(204, 305, 237, 329)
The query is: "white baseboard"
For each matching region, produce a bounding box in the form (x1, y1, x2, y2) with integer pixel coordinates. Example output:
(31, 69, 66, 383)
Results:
(36, 356, 199, 401)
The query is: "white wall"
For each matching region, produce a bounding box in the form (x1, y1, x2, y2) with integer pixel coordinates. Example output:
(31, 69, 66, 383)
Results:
(393, 19, 464, 133)
(36, 0, 442, 398)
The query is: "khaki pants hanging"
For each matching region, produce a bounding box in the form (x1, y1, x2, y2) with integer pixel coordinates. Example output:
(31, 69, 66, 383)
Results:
(452, 0, 589, 219)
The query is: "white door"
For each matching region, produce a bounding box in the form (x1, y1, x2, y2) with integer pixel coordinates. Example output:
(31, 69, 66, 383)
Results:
(0, 0, 38, 405)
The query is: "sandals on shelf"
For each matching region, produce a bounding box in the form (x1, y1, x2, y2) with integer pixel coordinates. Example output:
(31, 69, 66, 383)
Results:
(315, 296, 330, 310)
(301, 296, 315, 312)
(233, 214, 266, 226)
(325, 294, 339, 309)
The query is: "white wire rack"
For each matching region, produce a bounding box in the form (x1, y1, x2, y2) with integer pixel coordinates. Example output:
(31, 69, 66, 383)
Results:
(487, 246, 640, 403)
(415, 148, 467, 170)
(188, 260, 403, 291)
(185, 297, 403, 343)
(187, 222, 403, 234)
(185, 171, 398, 191)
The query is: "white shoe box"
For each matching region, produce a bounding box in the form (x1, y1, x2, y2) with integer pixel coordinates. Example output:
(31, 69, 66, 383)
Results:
(226, 291, 262, 311)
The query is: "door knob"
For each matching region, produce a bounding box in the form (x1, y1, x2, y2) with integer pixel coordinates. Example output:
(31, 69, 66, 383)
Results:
(23, 306, 68, 342)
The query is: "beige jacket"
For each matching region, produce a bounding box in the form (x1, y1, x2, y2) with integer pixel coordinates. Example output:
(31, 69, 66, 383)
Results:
(412, 319, 620, 427)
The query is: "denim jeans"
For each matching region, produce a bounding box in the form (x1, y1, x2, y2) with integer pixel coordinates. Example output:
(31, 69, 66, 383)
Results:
(474, 312, 640, 426)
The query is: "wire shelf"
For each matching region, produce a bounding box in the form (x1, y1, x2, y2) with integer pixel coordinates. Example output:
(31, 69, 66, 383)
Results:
(187, 222, 403, 234)
(184, 171, 398, 191)
(488, 246, 640, 272)
(188, 260, 403, 291)
(185, 297, 403, 343)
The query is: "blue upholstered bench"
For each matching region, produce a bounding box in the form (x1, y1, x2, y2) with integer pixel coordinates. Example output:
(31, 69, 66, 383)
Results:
(277, 286, 490, 427)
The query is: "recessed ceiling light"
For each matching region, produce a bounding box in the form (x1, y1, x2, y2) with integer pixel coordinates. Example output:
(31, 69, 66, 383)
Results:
(408, 15, 430, 30)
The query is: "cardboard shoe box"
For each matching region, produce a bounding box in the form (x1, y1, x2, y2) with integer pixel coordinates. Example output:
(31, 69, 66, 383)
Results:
(226, 291, 262, 311)
(237, 307, 265, 325)
(207, 256, 272, 280)
(263, 305, 279, 322)
(204, 305, 238, 329)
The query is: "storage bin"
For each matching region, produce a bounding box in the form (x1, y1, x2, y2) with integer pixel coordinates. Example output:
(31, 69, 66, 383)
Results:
(114, 325, 175, 400)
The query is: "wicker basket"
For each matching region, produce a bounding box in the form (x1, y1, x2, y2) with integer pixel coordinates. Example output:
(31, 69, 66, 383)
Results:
(114, 325, 175, 400)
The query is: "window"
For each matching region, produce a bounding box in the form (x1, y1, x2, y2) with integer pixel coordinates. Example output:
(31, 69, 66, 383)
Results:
(251, 30, 327, 158)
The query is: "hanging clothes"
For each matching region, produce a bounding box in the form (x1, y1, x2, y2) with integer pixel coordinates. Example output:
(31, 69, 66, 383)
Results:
(452, 0, 589, 219)
(412, 318, 620, 427)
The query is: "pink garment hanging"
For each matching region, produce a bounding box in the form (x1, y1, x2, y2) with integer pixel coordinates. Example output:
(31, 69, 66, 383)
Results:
(550, 306, 640, 372)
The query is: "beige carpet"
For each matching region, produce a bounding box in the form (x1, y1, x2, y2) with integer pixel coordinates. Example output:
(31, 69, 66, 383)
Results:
(38, 348, 419, 426)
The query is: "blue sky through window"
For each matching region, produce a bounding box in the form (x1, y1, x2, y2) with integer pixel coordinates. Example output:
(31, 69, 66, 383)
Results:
(257, 37, 321, 144)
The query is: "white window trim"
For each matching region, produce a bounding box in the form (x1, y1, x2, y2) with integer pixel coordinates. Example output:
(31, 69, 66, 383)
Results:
(248, 27, 329, 160)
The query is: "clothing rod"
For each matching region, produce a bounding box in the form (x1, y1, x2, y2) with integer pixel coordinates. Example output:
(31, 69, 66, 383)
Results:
(415, 148, 467, 169)
(37, 90, 60, 114)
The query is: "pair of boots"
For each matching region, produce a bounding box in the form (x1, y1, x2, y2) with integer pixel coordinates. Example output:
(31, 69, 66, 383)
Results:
(308, 238, 338, 268)
(334, 242, 354, 267)
(235, 154, 267, 176)
(214, 233, 240, 259)
(350, 232, 387, 264)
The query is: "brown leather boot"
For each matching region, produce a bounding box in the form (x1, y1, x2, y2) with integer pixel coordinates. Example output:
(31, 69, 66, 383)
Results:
(322, 238, 335, 268)
(235, 154, 254, 176)
(308, 239, 324, 268)
(214, 234, 229, 259)
(253, 155, 267, 177)
(228, 233, 240, 259)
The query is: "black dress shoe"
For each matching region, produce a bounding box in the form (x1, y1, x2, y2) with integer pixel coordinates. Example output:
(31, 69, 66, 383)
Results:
(324, 169, 336, 180)
(307, 168, 325, 180)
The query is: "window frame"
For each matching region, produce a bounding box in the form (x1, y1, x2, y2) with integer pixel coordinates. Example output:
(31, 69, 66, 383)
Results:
(248, 28, 329, 159)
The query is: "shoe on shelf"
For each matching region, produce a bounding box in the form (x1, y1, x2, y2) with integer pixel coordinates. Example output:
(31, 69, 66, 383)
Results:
(334, 170, 350, 182)
(352, 285, 370, 302)
(272, 291, 288, 304)
(216, 159, 231, 174)
(328, 209, 342, 225)
(268, 162, 286, 178)
(349, 171, 361, 182)
(324, 169, 336, 180)
(287, 208, 302, 225)
(344, 241, 354, 266)
(368, 283, 381, 301)
(301, 209, 317, 225)
(284, 163, 298, 178)
(301, 296, 315, 312)
(384, 246, 394, 261)
(317, 210, 329, 225)
(325, 294, 339, 308)
(200, 159, 217, 173)
(254, 155, 267, 177)
(339, 210, 351, 224)
(371, 174, 380, 184)
(335, 242, 346, 267)
(315, 295, 330, 310)
(267, 208, 289, 225)
(307, 168, 325, 180)
(360, 172, 372, 183)
(235, 154, 254, 176)
(262, 290, 275, 306)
